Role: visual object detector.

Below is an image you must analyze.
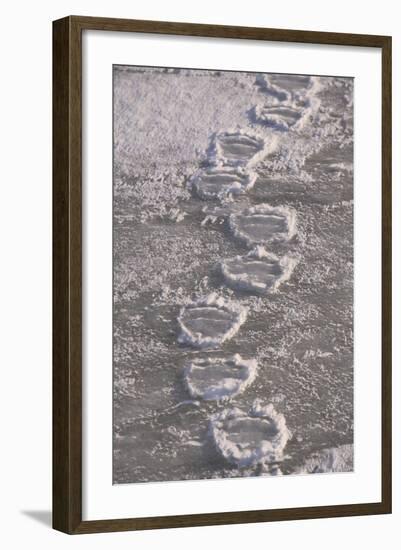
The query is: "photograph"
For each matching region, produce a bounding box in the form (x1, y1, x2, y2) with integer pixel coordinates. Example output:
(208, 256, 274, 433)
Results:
(112, 65, 354, 484)
(0, 0, 394, 543)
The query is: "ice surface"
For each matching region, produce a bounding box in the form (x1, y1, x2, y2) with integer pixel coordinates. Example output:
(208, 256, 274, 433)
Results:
(210, 400, 291, 467)
(177, 293, 248, 348)
(220, 246, 297, 294)
(190, 166, 257, 200)
(229, 204, 297, 247)
(183, 353, 257, 400)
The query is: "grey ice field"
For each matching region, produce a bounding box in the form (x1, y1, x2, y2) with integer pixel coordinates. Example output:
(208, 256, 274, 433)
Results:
(113, 65, 354, 484)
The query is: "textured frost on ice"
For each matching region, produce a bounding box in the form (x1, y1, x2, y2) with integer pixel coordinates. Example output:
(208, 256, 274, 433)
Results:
(177, 293, 248, 348)
(210, 399, 291, 467)
(220, 246, 297, 294)
(183, 354, 257, 401)
(189, 166, 257, 200)
(294, 444, 353, 474)
(166, 207, 187, 223)
(209, 129, 274, 167)
(229, 204, 297, 247)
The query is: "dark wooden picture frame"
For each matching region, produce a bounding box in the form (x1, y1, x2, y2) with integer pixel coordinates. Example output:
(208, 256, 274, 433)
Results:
(53, 15, 392, 534)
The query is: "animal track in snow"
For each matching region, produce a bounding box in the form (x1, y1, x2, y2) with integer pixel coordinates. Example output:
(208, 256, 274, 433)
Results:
(210, 130, 270, 167)
(254, 104, 303, 131)
(229, 203, 297, 247)
(183, 354, 257, 401)
(190, 166, 257, 200)
(256, 74, 312, 101)
(220, 246, 297, 294)
(173, 74, 306, 472)
(210, 399, 291, 467)
(177, 293, 248, 349)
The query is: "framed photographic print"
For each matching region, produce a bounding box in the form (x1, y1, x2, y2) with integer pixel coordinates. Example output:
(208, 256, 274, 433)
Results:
(52, 16, 392, 534)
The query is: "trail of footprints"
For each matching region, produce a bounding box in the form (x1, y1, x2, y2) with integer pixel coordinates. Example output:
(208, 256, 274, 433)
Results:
(174, 75, 313, 472)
